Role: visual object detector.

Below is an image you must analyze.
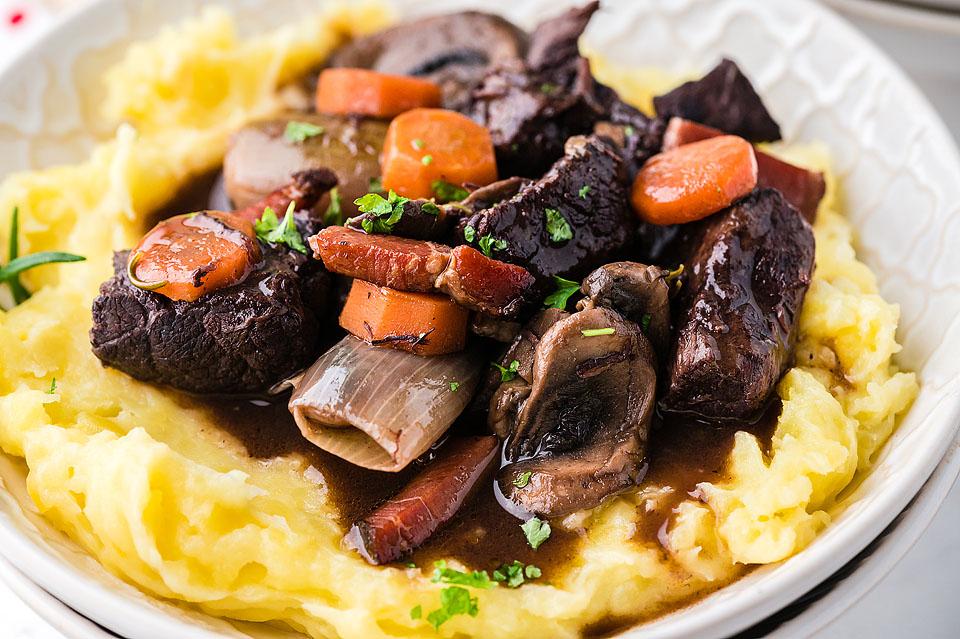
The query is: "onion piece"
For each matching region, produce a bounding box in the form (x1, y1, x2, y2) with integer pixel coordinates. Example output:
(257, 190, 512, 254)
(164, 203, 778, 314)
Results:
(289, 335, 483, 471)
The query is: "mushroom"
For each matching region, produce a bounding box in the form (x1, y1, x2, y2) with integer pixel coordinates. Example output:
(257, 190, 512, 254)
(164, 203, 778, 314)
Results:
(577, 262, 672, 360)
(495, 307, 656, 518)
(328, 12, 527, 111)
(223, 113, 387, 214)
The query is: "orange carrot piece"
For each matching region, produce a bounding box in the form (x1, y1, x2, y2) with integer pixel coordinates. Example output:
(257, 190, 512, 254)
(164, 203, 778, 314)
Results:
(315, 68, 442, 118)
(631, 135, 758, 225)
(381, 108, 498, 199)
(129, 211, 261, 302)
(340, 279, 469, 356)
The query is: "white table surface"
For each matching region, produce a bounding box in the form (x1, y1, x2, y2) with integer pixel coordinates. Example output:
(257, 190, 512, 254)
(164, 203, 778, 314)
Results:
(0, 1, 958, 637)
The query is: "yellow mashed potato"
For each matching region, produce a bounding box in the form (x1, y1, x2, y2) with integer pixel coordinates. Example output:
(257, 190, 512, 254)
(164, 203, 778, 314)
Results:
(0, 8, 918, 639)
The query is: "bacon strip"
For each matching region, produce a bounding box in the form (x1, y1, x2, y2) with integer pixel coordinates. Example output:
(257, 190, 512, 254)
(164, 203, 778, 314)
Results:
(234, 168, 338, 222)
(436, 245, 535, 318)
(343, 436, 499, 564)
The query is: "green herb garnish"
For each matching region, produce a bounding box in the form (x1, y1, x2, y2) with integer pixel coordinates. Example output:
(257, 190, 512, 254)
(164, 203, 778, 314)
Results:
(477, 234, 506, 257)
(543, 275, 579, 311)
(624, 125, 636, 137)
(544, 208, 573, 243)
(578, 185, 591, 199)
(540, 82, 558, 94)
(640, 313, 652, 333)
(421, 154, 434, 166)
(492, 359, 520, 382)
(284, 121, 324, 143)
(432, 180, 470, 203)
(421, 202, 441, 217)
(449, 381, 460, 392)
(492, 560, 542, 588)
(2, 208, 86, 308)
(463, 225, 476, 243)
(411, 138, 425, 151)
(323, 187, 343, 227)
(47, 378, 57, 394)
(581, 327, 615, 337)
(431, 561, 496, 590)
(410, 605, 422, 620)
(254, 202, 307, 254)
(353, 190, 409, 235)
(512, 471, 532, 488)
(521, 517, 551, 550)
(426, 586, 479, 630)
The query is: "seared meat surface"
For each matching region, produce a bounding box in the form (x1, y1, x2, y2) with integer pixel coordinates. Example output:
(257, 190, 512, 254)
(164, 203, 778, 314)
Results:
(458, 135, 634, 290)
(662, 189, 815, 419)
(653, 58, 782, 142)
(468, 2, 614, 177)
(90, 216, 330, 395)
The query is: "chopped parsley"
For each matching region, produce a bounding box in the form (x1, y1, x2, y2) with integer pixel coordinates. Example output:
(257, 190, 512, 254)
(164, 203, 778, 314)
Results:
(640, 313, 652, 333)
(353, 190, 409, 235)
(578, 185, 591, 199)
(581, 327, 615, 337)
(368, 176, 384, 193)
(512, 471, 532, 488)
(47, 378, 57, 394)
(544, 208, 573, 243)
(543, 275, 580, 311)
(421, 202, 441, 216)
(426, 586, 479, 630)
(521, 517, 551, 550)
(323, 187, 343, 227)
(421, 154, 434, 166)
(254, 202, 307, 253)
(2, 207, 86, 307)
(406, 562, 417, 569)
(492, 561, 542, 588)
(624, 125, 636, 137)
(411, 138, 425, 151)
(410, 605, 422, 620)
(492, 359, 520, 382)
(540, 82, 558, 94)
(463, 225, 476, 243)
(432, 180, 470, 203)
(477, 234, 507, 257)
(283, 120, 324, 143)
(449, 381, 460, 392)
(431, 561, 496, 589)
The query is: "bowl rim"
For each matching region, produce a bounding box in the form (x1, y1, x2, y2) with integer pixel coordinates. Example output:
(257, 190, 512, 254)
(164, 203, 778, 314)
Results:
(1, 1, 959, 638)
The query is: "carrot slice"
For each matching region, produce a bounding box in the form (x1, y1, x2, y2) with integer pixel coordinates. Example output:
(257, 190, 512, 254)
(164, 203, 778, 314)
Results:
(315, 68, 442, 118)
(631, 135, 758, 225)
(129, 211, 261, 302)
(381, 108, 498, 199)
(340, 279, 469, 356)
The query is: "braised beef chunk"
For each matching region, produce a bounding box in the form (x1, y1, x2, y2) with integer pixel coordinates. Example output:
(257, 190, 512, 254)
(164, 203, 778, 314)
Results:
(578, 262, 672, 359)
(653, 58, 782, 142)
(468, 4, 613, 177)
(662, 189, 814, 419)
(595, 100, 667, 177)
(459, 135, 634, 290)
(328, 12, 526, 111)
(496, 307, 656, 517)
(90, 217, 330, 395)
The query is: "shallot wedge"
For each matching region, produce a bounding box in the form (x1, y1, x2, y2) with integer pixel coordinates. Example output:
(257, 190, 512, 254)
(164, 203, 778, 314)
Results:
(289, 335, 483, 471)
(344, 436, 499, 564)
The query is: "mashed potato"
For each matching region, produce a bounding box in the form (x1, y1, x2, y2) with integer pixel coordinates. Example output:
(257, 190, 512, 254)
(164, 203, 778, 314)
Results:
(0, 8, 917, 639)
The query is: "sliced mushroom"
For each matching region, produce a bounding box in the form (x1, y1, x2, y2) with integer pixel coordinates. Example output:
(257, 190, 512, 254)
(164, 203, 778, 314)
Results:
(328, 12, 527, 111)
(577, 262, 672, 359)
(496, 307, 656, 517)
(223, 114, 387, 213)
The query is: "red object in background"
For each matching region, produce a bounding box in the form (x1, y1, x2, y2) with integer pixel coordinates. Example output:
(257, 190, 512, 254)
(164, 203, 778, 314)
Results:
(8, 9, 26, 27)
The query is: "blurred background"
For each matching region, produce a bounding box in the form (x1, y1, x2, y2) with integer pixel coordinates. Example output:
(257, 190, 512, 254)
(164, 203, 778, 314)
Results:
(1, 0, 958, 637)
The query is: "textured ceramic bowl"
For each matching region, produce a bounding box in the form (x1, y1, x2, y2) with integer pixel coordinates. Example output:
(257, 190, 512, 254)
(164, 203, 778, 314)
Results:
(2, 1, 960, 638)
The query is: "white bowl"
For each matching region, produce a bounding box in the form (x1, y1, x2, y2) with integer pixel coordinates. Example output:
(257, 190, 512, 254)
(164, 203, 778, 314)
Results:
(2, 1, 960, 638)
